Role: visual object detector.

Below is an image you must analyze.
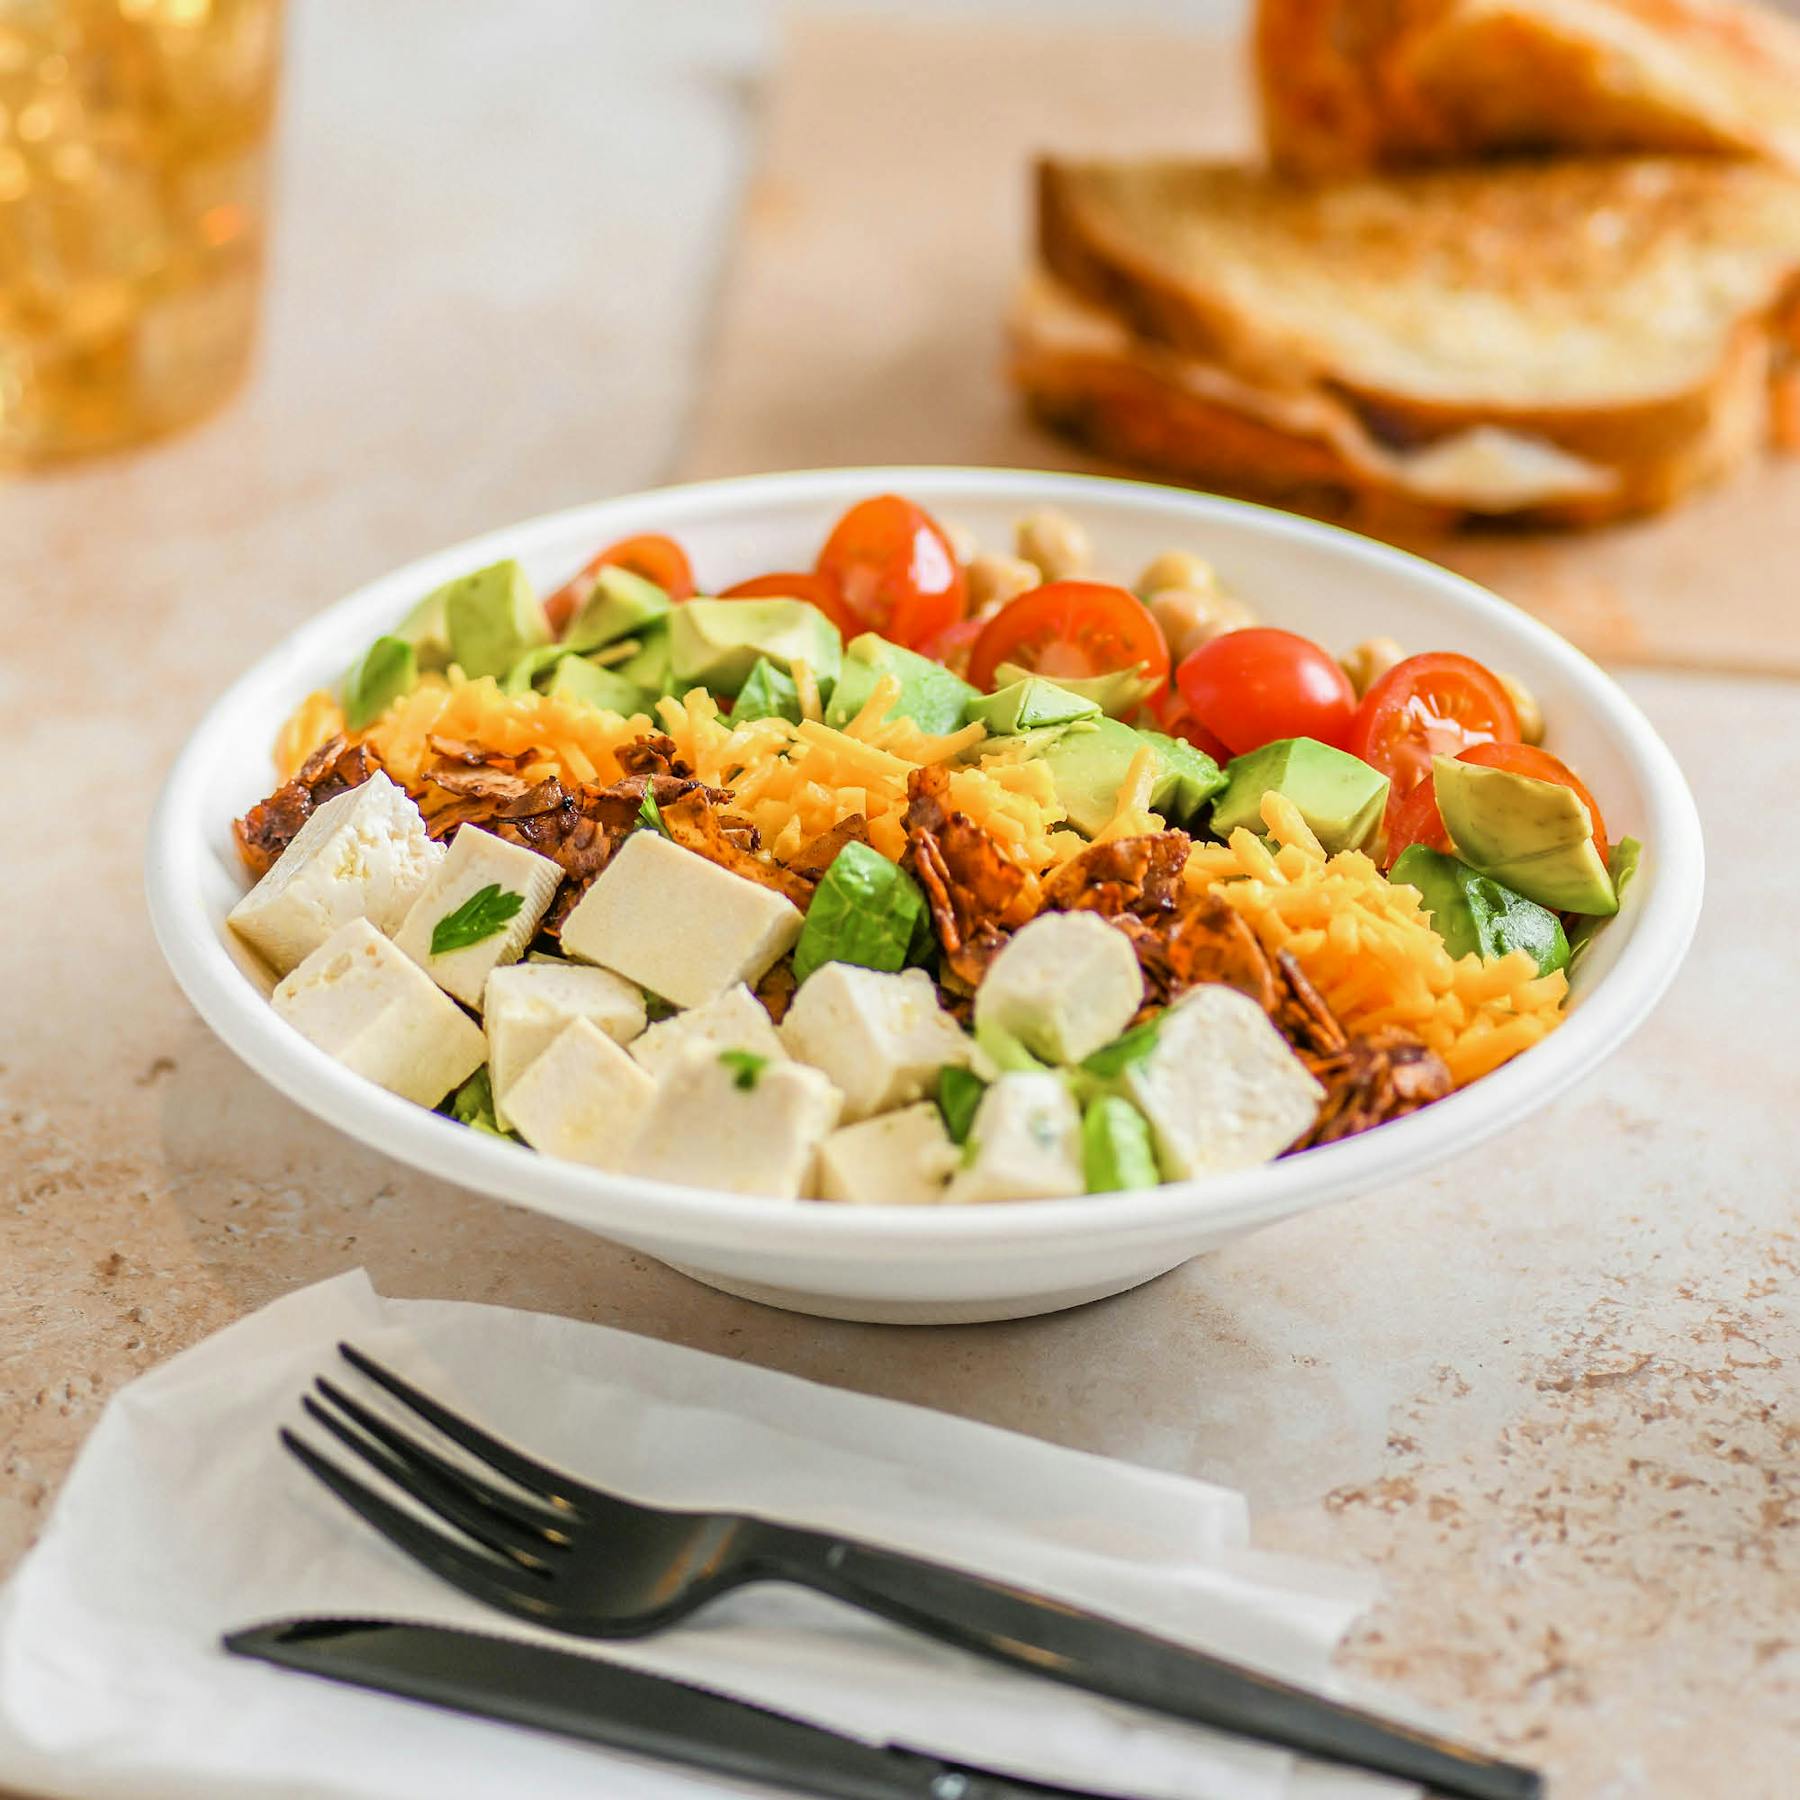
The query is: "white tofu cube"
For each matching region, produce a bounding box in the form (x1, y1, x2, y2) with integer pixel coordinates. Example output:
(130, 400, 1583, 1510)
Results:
(1118, 985, 1323, 1181)
(973, 912, 1142, 1065)
(815, 1103, 958, 1206)
(945, 1072, 1084, 1204)
(629, 982, 788, 1084)
(272, 917, 485, 1107)
(483, 959, 648, 1128)
(393, 825, 563, 1009)
(501, 1018, 656, 1170)
(780, 965, 972, 1123)
(625, 1044, 841, 1199)
(228, 772, 442, 976)
(560, 832, 802, 1010)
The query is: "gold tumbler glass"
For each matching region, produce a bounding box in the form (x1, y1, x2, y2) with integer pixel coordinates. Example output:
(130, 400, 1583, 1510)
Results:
(0, 0, 282, 469)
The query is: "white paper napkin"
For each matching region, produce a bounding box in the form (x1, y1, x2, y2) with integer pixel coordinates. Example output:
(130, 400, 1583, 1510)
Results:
(0, 1271, 1419, 1800)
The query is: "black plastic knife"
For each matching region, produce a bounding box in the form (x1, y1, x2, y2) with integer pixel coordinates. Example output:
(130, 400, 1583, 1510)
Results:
(224, 1616, 1122, 1800)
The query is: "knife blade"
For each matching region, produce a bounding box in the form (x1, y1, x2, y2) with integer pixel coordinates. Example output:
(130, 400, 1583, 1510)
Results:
(224, 1616, 1112, 1800)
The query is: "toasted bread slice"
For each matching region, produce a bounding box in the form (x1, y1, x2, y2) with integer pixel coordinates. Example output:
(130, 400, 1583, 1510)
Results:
(1009, 271, 1774, 528)
(1257, 0, 1800, 177)
(1036, 156, 1800, 479)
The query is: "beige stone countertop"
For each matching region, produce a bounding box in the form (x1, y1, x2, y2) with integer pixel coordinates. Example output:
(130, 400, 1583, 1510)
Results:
(3, 5, 1798, 1797)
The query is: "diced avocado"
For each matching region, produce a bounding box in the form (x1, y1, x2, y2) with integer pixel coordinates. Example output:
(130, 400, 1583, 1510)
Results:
(967, 676, 1101, 735)
(342, 635, 417, 730)
(440, 1066, 515, 1139)
(1038, 716, 1224, 837)
(824, 633, 978, 735)
(1567, 836, 1642, 969)
(443, 559, 551, 681)
(668, 598, 842, 698)
(1390, 845, 1570, 976)
(563, 565, 672, 654)
(973, 1017, 1051, 1077)
(993, 659, 1160, 718)
(733, 657, 804, 725)
(1081, 1094, 1160, 1194)
(395, 583, 454, 672)
(1433, 755, 1617, 915)
(1211, 737, 1389, 853)
(614, 627, 672, 699)
(499, 643, 570, 695)
(936, 1066, 986, 1144)
(546, 657, 654, 715)
(792, 841, 928, 984)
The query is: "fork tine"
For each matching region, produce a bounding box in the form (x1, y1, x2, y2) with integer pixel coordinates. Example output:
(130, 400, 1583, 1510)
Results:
(280, 1429, 564, 1625)
(337, 1343, 582, 1510)
(301, 1392, 563, 1570)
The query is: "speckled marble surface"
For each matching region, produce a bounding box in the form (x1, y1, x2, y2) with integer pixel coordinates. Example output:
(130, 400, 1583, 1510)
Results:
(2, 6, 1797, 1798)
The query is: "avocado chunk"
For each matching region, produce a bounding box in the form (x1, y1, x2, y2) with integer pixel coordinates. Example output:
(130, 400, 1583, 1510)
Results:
(545, 657, 654, 715)
(732, 657, 804, 725)
(342, 635, 417, 731)
(993, 659, 1159, 718)
(792, 841, 928, 984)
(563, 565, 672, 654)
(936, 1065, 986, 1145)
(1391, 845, 1570, 976)
(1433, 754, 1617, 915)
(1039, 717, 1225, 836)
(967, 676, 1101, 735)
(614, 627, 672, 699)
(824, 633, 978, 735)
(394, 582, 456, 672)
(443, 559, 551, 681)
(1211, 736, 1389, 853)
(668, 598, 842, 698)
(1081, 1094, 1160, 1194)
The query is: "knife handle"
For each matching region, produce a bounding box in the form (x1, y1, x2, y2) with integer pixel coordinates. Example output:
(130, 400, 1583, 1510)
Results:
(757, 1533, 1541, 1800)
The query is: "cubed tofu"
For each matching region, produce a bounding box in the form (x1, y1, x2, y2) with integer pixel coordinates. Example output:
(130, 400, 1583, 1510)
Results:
(560, 832, 802, 1009)
(228, 772, 442, 976)
(945, 1071, 1084, 1204)
(629, 982, 788, 1084)
(815, 1102, 958, 1206)
(272, 917, 485, 1107)
(973, 912, 1142, 1065)
(483, 960, 648, 1128)
(393, 825, 563, 1009)
(1118, 985, 1324, 1180)
(780, 965, 971, 1123)
(625, 1043, 842, 1199)
(501, 1017, 656, 1169)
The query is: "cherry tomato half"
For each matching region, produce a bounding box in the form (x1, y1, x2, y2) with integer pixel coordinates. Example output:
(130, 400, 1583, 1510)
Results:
(1173, 627, 1356, 757)
(545, 533, 696, 632)
(966, 581, 1170, 695)
(1148, 685, 1235, 763)
(1383, 776, 1453, 868)
(1458, 741, 1609, 865)
(815, 494, 967, 649)
(1346, 652, 1519, 801)
(720, 571, 865, 641)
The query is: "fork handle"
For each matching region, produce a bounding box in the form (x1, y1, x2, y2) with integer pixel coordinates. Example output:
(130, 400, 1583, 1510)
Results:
(757, 1533, 1540, 1800)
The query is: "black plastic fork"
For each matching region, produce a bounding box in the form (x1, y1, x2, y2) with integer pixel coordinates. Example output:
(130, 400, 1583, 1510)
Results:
(284, 1344, 1542, 1800)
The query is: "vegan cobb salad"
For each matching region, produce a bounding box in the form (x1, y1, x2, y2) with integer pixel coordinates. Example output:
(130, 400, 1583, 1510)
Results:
(227, 494, 1637, 1205)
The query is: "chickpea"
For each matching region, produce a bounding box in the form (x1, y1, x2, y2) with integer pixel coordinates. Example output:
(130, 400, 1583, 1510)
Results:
(1134, 549, 1221, 599)
(1339, 635, 1405, 698)
(1146, 586, 1255, 664)
(1497, 671, 1545, 745)
(942, 518, 979, 565)
(966, 552, 1041, 617)
(1014, 508, 1091, 581)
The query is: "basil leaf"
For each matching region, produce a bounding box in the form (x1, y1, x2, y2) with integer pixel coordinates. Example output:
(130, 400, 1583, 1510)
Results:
(793, 842, 927, 984)
(1080, 1018, 1163, 1079)
(430, 884, 525, 957)
(719, 1049, 767, 1091)
(936, 1066, 985, 1145)
(343, 635, 417, 730)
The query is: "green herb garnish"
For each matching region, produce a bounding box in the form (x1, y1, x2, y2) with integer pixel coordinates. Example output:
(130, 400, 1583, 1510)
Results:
(442, 1066, 512, 1138)
(637, 791, 666, 835)
(430, 884, 525, 957)
(732, 657, 805, 726)
(936, 1066, 985, 1144)
(1079, 1019, 1163, 1079)
(719, 1049, 768, 1091)
(793, 842, 928, 984)
(1566, 835, 1643, 971)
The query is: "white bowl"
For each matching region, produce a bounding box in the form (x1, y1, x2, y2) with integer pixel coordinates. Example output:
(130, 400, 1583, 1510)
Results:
(146, 469, 1703, 1324)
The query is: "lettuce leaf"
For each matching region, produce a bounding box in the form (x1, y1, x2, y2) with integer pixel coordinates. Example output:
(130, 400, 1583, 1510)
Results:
(793, 842, 927, 983)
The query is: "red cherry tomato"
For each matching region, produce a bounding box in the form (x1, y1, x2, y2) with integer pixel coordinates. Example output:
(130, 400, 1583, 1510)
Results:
(1346, 652, 1519, 798)
(918, 615, 987, 679)
(1173, 627, 1356, 756)
(1457, 741, 1609, 865)
(1148, 685, 1235, 763)
(815, 494, 967, 649)
(966, 581, 1171, 695)
(720, 571, 864, 641)
(545, 533, 696, 632)
(1384, 777, 1454, 868)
